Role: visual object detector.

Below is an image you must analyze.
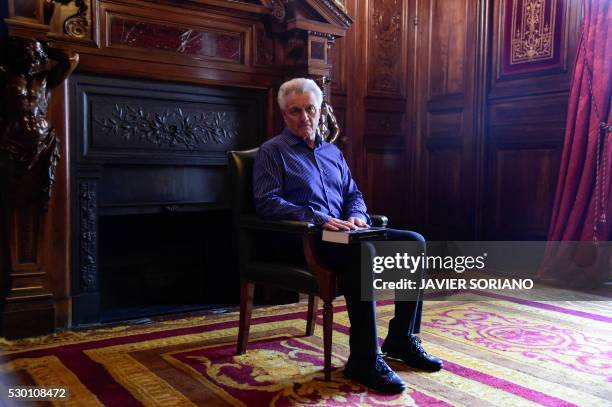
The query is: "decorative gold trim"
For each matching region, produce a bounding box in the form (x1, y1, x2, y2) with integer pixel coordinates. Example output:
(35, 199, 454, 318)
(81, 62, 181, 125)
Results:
(0, 356, 103, 406)
(510, 0, 556, 64)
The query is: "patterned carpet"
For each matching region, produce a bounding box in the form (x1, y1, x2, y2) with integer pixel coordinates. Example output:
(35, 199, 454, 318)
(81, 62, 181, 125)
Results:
(1, 293, 611, 406)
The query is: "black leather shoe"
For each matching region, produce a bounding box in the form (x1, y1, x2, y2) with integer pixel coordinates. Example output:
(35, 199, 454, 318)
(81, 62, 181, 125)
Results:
(382, 335, 443, 372)
(344, 354, 406, 394)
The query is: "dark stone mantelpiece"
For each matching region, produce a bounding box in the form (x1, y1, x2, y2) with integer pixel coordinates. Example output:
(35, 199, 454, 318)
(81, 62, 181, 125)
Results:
(69, 74, 266, 325)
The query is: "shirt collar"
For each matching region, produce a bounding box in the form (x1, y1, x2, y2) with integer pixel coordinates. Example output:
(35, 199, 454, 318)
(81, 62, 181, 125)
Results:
(281, 128, 324, 148)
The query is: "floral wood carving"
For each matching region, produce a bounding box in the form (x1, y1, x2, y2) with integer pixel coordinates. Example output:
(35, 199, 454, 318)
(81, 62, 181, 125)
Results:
(95, 105, 239, 149)
(369, 0, 402, 94)
(79, 181, 97, 292)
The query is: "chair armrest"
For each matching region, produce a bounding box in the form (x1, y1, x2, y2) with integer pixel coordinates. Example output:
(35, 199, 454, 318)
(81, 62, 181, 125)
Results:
(240, 215, 318, 234)
(370, 214, 388, 227)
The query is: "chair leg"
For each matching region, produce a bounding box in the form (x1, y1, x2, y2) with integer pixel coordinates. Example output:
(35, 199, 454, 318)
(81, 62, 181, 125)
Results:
(306, 295, 318, 336)
(237, 281, 254, 355)
(323, 300, 333, 381)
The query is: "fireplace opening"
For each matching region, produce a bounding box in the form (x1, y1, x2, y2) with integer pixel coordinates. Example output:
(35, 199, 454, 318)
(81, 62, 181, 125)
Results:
(98, 211, 239, 322)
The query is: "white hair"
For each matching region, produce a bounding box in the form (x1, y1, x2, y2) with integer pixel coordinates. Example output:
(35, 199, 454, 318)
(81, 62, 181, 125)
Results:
(277, 78, 323, 111)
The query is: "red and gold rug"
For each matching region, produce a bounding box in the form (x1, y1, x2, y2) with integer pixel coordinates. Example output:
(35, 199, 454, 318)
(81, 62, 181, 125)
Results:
(1, 293, 611, 406)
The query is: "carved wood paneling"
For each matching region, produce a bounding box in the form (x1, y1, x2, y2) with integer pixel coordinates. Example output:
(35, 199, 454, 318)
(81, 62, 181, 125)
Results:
(427, 110, 463, 139)
(365, 111, 403, 136)
(490, 0, 579, 97)
(96, 1, 261, 72)
(484, 95, 567, 239)
(483, 0, 580, 241)
(429, 0, 468, 97)
(366, 0, 406, 97)
(331, 0, 357, 168)
(414, 0, 478, 239)
(4, 0, 353, 333)
(365, 151, 407, 226)
(328, 36, 346, 94)
(338, 0, 580, 244)
(16, 206, 38, 263)
(488, 148, 561, 238)
(9, 0, 41, 22)
(489, 94, 568, 126)
(426, 150, 463, 229)
(254, 23, 275, 65)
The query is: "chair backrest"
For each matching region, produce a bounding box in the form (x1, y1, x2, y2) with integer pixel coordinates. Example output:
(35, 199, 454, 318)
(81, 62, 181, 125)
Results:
(228, 148, 259, 217)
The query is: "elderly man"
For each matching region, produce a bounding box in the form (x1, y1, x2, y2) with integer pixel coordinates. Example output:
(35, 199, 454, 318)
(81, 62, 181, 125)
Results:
(253, 78, 442, 394)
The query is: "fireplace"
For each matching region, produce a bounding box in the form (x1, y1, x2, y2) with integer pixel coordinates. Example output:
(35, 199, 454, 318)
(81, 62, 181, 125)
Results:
(69, 74, 265, 325)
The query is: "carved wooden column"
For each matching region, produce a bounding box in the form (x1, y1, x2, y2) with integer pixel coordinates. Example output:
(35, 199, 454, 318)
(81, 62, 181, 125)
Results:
(0, 36, 78, 338)
(1, 171, 55, 338)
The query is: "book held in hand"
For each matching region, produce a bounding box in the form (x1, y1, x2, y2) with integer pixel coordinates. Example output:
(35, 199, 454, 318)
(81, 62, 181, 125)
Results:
(321, 227, 387, 244)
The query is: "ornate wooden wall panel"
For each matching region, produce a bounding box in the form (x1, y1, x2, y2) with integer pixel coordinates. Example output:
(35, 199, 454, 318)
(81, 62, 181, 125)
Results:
(359, 0, 410, 227)
(490, 0, 577, 97)
(483, 0, 580, 240)
(413, 0, 479, 239)
(98, 1, 254, 69)
(366, 0, 407, 98)
(364, 151, 407, 222)
(427, 150, 463, 232)
(327, 0, 580, 245)
(428, 0, 468, 98)
(328, 36, 346, 94)
(490, 148, 561, 238)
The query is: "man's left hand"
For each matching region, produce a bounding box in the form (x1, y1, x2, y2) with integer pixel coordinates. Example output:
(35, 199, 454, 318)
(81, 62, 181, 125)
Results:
(348, 217, 369, 228)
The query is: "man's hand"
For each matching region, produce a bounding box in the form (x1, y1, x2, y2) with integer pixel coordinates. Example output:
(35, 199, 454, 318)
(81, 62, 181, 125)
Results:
(322, 216, 370, 231)
(322, 217, 358, 231)
(348, 216, 369, 228)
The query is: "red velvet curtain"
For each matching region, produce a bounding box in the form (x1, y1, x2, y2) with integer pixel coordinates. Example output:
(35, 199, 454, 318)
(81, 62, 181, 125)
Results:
(538, 0, 611, 286)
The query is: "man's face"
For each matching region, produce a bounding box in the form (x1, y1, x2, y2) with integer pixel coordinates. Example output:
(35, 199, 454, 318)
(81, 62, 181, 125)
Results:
(282, 91, 320, 143)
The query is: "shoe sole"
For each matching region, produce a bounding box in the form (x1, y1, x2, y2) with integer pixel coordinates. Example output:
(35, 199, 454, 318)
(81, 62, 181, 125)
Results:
(382, 351, 444, 372)
(343, 370, 407, 394)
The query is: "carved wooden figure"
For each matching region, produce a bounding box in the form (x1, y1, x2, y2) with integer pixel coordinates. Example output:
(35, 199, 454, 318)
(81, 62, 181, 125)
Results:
(0, 37, 78, 206)
(0, 37, 78, 338)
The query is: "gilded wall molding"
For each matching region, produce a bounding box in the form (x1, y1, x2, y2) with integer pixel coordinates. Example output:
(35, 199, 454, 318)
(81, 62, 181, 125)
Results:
(511, 0, 556, 64)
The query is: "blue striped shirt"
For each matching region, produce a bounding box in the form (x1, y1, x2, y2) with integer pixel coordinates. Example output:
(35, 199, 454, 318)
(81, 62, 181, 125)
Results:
(253, 128, 370, 225)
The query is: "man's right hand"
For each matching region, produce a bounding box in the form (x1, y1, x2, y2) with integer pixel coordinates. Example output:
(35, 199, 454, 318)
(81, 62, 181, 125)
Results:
(322, 217, 358, 231)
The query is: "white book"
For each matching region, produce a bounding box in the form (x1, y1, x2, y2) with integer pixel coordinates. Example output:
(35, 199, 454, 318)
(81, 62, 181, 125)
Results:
(321, 227, 386, 244)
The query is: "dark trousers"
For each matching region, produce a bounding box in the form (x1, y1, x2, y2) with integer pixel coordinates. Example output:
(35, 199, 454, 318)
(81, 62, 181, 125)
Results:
(317, 228, 425, 361)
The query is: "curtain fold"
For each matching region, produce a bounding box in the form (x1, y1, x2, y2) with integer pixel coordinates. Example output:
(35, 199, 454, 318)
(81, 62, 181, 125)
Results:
(538, 0, 611, 286)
